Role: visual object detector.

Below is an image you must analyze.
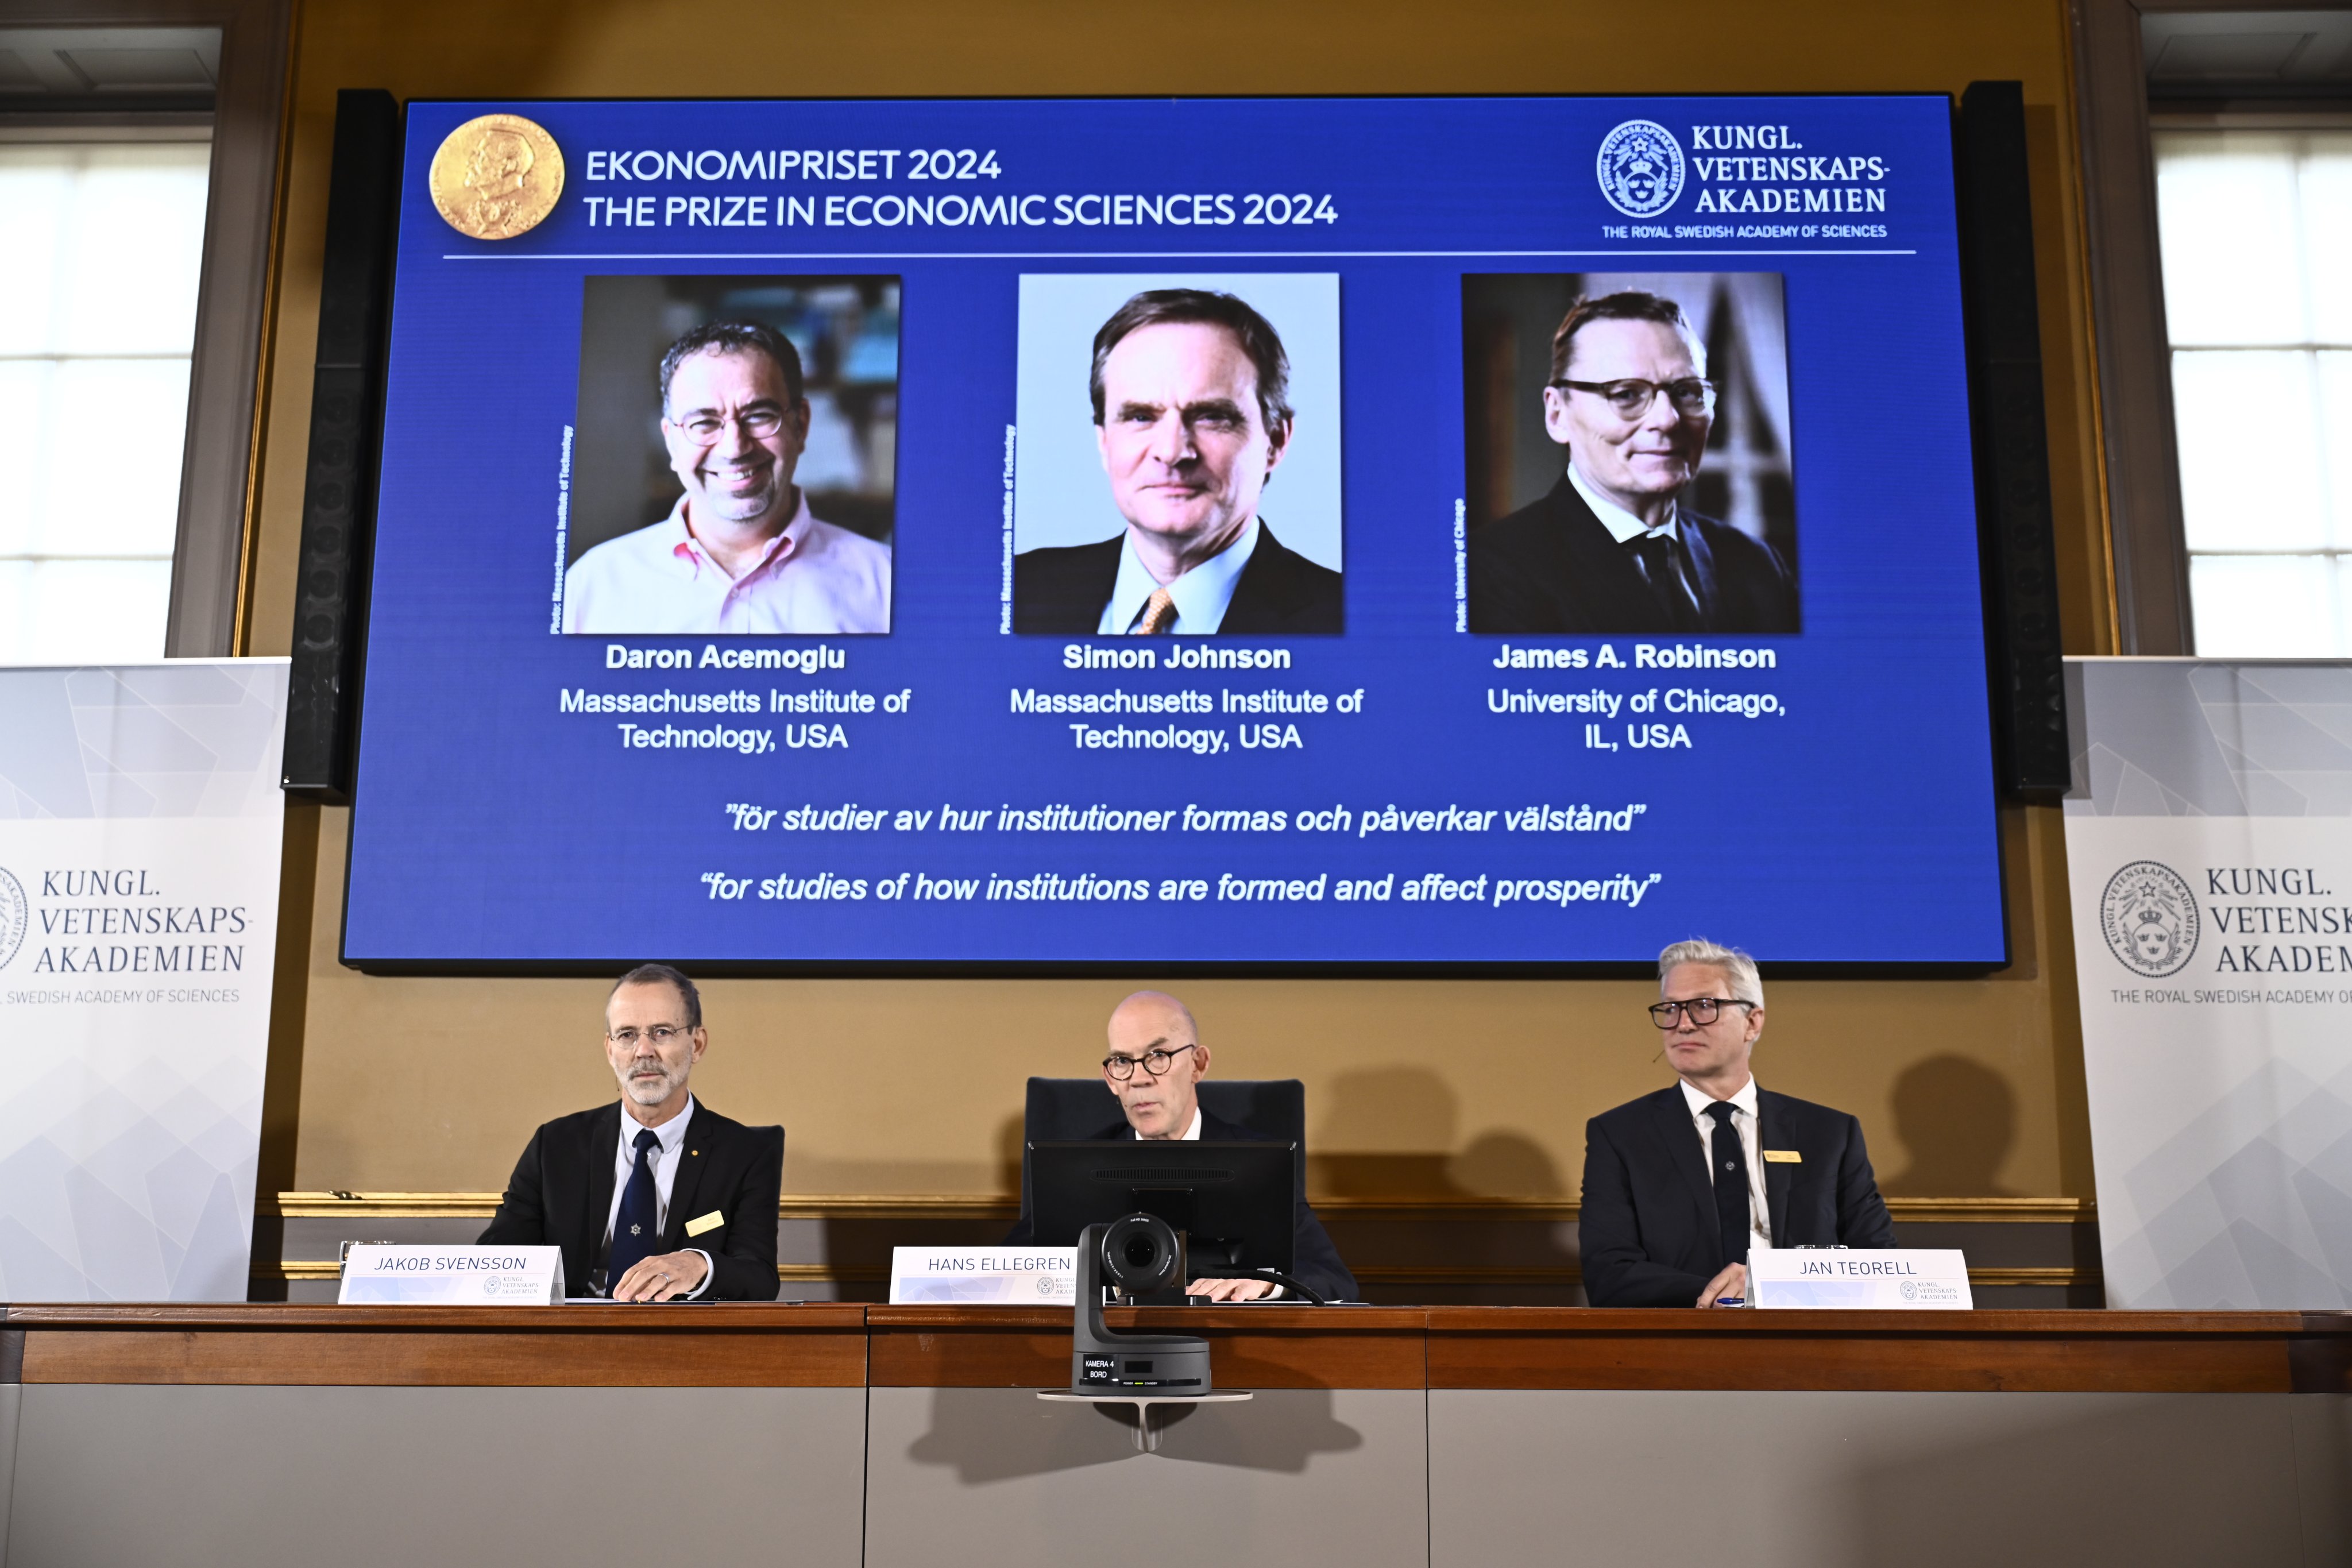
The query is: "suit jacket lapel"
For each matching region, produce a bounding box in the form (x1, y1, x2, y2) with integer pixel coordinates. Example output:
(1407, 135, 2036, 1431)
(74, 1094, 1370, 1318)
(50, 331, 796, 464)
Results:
(1678, 516, 1723, 627)
(1646, 1088, 1717, 1235)
(1197, 1109, 1243, 1141)
(1758, 1091, 1794, 1246)
(1075, 536, 1123, 629)
(663, 1103, 712, 1249)
(1225, 523, 1305, 631)
(1549, 479, 1659, 628)
(582, 1102, 621, 1264)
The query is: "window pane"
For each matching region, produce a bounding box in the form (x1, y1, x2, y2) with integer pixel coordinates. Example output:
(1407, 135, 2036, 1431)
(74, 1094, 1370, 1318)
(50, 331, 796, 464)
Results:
(57, 145, 211, 356)
(0, 142, 207, 666)
(40, 358, 191, 557)
(2172, 349, 2326, 552)
(0, 361, 48, 557)
(2322, 352, 2352, 548)
(2300, 134, 2352, 346)
(2155, 132, 2306, 346)
(0, 559, 172, 664)
(0, 155, 72, 356)
(2160, 128, 2352, 657)
(2190, 555, 2343, 656)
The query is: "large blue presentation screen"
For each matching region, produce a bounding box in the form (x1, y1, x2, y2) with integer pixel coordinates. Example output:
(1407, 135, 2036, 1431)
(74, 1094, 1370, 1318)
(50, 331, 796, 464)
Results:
(343, 94, 2006, 971)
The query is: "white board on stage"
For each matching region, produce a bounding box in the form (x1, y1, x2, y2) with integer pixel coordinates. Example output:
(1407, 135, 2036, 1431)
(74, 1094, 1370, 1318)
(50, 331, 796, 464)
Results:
(0, 661, 289, 1300)
(889, 1246, 1077, 1304)
(339, 1245, 565, 1304)
(1746, 1247, 1972, 1308)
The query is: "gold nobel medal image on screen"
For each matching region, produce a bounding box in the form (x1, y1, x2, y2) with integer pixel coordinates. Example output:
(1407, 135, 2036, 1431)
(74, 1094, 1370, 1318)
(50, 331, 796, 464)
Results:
(429, 114, 563, 240)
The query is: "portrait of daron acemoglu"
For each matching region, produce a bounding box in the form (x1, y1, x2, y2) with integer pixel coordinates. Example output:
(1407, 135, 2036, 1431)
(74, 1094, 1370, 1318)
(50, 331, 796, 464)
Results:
(1463, 273, 1800, 636)
(561, 275, 899, 636)
(1011, 277, 1345, 635)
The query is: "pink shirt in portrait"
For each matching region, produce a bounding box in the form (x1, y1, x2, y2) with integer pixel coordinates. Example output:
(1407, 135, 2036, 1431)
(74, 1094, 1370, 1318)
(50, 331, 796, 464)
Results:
(562, 491, 891, 635)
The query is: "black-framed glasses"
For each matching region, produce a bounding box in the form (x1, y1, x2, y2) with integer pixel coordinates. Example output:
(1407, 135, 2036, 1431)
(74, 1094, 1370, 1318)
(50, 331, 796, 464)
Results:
(1647, 998, 1754, 1028)
(1552, 377, 1717, 421)
(607, 1024, 691, 1048)
(668, 405, 790, 443)
(1102, 1042, 1198, 1080)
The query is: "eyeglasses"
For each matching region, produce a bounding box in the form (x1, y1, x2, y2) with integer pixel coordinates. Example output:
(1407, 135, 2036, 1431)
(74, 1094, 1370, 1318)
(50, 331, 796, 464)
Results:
(1102, 1043, 1199, 1080)
(668, 405, 790, 444)
(607, 1024, 691, 1048)
(1552, 377, 1717, 421)
(1647, 998, 1755, 1028)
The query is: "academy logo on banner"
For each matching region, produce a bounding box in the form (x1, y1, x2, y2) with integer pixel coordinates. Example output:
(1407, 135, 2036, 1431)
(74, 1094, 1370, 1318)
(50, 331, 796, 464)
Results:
(0, 866, 25, 969)
(2098, 860, 2200, 979)
(2064, 659, 2352, 1311)
(1596, 119, 1685, 218)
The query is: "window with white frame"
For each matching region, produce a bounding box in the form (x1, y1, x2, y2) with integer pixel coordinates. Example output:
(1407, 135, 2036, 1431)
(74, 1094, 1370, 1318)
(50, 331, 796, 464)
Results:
(0, 140, 211, 664)
(2155, 127, 2352, 656)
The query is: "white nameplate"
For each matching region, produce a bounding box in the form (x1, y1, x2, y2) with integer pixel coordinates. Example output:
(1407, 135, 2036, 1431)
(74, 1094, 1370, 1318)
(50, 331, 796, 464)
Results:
(1747, 1247, 1972, 1309)
(889, 1246, 1077, 1305)
(338, 1245, 565, 1305)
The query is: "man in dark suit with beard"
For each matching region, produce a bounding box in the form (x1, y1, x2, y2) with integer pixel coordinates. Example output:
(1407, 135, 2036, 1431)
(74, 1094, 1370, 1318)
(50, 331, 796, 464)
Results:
(1469, 290, 1797, 635)
(1579, 940, 1895, 1308)
(480, 964, 782, 1300)
(1001, 990, 1356, 1301)
(1014, 288, 1342, 635)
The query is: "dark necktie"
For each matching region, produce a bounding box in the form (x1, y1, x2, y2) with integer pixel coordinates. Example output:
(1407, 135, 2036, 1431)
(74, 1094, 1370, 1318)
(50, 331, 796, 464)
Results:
(607, 1127, 662, 1289)
(1629, 532, 1701, 632)
(1704, 1101, 1751, 1267)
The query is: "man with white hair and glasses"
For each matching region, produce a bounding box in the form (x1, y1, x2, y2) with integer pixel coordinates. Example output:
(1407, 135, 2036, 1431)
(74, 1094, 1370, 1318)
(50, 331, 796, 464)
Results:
(1578, 939, 1894, 1307)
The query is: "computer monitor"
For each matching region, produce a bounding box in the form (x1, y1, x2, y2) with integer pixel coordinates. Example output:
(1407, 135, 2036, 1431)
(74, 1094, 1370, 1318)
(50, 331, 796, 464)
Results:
(1026, 1140, 1295, 1281)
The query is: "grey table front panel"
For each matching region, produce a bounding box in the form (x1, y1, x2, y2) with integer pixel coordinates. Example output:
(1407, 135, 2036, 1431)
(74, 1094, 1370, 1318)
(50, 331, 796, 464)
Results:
(1430, 1388, 2352, 1568)
(5, 1385, 865, 1568)
(866, 1387, 1427, 1568)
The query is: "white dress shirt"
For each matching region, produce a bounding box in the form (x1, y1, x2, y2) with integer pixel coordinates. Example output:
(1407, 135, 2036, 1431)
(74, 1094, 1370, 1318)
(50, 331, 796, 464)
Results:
(603, 1094, 713, 1297)
(1678, 1076, 1773, 1257)
(1567, 461, 1700, 616)
(563, 489, 891, 635)
(1095, 516, 1261, 634)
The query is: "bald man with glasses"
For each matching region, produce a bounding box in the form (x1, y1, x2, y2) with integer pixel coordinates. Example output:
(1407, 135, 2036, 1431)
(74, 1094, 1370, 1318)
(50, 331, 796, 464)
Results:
(1002, 990, 1357, 1302)
(1578, 939, 1894, 1308)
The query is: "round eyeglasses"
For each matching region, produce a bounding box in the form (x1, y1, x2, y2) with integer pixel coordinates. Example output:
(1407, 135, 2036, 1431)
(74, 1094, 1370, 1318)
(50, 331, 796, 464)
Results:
(1647, 998, 1755, 1028)
(1552, 377, 1717, 422)
(1102, 1043, 1198, 1080)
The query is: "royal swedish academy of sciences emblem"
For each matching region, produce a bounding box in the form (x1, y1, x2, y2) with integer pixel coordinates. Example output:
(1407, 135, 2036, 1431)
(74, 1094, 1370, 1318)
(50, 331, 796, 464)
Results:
(428, 113, 565, 240)
(1596, 119, 1686, 219)
(2099, 860, 2200, 979)
(0, 867, 25, 970)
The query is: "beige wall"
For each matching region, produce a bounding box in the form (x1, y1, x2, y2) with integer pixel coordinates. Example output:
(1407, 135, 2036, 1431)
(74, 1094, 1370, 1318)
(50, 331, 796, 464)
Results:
(245, 0, 2108, 1202)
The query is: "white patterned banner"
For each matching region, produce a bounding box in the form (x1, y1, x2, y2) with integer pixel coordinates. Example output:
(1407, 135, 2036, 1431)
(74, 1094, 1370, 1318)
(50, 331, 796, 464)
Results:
(0, 661, 288, 1300)
(2064, 658, 2352, 1308)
